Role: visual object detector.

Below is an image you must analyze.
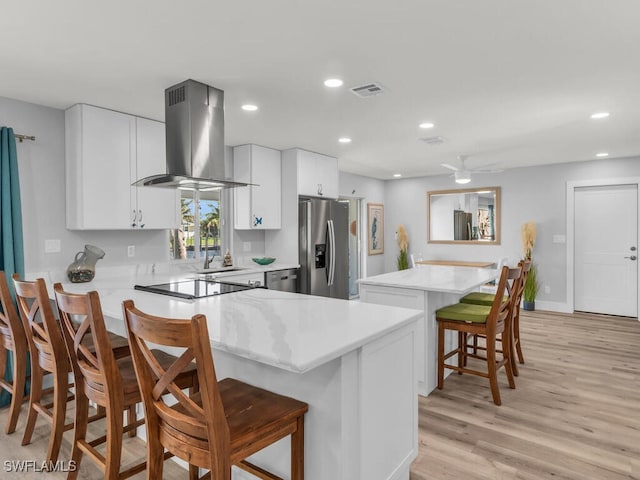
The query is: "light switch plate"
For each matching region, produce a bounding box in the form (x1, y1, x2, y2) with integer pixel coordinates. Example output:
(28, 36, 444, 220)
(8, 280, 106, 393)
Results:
(44, 239, 61, 253)
(552, 234, 566, 244)
(127, 245, 135, 257)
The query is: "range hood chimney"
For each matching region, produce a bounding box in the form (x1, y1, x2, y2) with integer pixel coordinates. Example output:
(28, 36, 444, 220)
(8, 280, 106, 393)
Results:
(134, 79, 247, 190)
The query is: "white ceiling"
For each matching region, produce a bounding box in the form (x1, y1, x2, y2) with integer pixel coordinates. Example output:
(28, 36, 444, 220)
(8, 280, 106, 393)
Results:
(2, 0, 639, 179)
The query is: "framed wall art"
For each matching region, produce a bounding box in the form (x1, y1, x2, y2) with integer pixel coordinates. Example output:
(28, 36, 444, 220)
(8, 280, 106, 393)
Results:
(367, 203, 384, 255)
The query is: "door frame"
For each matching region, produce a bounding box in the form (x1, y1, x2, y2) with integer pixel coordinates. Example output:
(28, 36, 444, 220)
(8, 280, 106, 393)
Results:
(338, 196, 365, 298)
(566, 177, 640, 317)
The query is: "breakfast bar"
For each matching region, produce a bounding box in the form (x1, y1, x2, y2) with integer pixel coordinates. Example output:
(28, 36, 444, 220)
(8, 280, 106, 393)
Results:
(415, 260, 495, 268)
(358, 265, 498, 396)
(45, 267, 422, 480)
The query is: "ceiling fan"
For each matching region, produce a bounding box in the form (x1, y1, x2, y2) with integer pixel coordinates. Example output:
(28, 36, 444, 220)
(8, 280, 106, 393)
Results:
(441, 155, 503, 184)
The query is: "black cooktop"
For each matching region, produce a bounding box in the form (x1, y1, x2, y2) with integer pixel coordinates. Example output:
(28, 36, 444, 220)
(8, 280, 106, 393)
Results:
(134, 279, 255, 300)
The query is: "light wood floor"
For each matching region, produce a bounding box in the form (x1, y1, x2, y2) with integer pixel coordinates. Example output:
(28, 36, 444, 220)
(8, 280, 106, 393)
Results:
(1, 310, 638, 479)
(411, 310, 640, 480)
(0, 402, 186, 479)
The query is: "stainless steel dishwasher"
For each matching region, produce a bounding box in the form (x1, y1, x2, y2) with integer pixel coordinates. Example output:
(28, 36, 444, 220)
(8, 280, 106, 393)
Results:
(265, 268, 299, 293)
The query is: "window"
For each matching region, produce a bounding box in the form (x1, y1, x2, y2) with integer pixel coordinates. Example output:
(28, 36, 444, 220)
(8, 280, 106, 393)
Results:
(170, 189, 222, 260)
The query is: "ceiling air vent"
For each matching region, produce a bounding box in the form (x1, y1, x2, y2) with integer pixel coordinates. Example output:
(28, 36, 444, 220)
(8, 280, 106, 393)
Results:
(420, 136, 446, 146)
(350, 82, 386, 98)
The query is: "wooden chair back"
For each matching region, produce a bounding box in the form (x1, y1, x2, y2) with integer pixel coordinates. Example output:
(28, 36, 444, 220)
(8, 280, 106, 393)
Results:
(53, 284, 122, 407)
(487, 265, 522, 336)
(0, 272, 28, 434)
(514, 259, 532, 312)
(122, 300, 230, 473)
(511, 259, 532, 368)
(12, 275, 68, 374)
(0, 272, 27, 363)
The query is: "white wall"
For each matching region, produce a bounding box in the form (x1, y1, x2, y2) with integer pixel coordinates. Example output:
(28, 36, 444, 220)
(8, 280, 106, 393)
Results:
(383, 157, 640, 310)
(5, 93, 638, 307)
(339, 172, 386, 277)
(0, 96, 269, 274)
(0, 96, 168, 274)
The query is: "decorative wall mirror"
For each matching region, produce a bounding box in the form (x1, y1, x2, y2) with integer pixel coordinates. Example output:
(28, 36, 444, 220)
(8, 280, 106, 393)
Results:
(427, 187, 501, 244)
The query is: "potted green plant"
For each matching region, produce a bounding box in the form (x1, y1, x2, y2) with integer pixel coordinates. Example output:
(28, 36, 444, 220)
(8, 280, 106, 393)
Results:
(522, 263, 540, 310)
(397, 224, 409, 270)
(521, 221, 540, 311)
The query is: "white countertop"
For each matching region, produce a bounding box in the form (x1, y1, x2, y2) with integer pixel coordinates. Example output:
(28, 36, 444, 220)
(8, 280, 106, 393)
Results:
(358, 265, 499, 294)
(42, 265, 422, 374)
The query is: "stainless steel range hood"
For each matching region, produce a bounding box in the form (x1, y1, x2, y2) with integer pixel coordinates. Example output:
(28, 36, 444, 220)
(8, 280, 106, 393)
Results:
(134, 79, 247, 190)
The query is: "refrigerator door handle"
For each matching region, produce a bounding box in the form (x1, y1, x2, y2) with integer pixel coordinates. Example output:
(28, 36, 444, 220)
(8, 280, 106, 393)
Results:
(328, 219, 336, 286)
(325, 220, 330, 284)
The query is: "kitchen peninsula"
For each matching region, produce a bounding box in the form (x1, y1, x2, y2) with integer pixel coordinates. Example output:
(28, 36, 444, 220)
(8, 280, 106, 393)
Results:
(43, 265, 422, 480)
(358, 265, 498, 396)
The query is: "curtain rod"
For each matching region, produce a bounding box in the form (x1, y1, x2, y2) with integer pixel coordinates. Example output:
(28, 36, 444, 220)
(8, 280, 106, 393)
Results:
(15, 133, 36, 143)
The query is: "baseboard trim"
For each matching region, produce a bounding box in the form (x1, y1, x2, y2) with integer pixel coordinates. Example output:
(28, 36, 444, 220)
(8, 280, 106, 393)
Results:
(531, 300, 572, 313)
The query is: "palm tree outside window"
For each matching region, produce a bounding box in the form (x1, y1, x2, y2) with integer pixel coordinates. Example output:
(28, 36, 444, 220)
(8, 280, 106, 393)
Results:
(170, 189, 222, 260)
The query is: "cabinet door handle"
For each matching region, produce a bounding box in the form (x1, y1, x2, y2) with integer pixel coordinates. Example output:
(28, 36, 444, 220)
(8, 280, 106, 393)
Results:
(131, 209, 137, 227)
(138, 209, 144, 228)
(317, 183, 323, 196)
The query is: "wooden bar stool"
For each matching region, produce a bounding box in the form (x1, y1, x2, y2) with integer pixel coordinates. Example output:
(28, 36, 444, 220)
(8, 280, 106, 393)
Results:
(12, 275, 75, 463)
(0, 272, 28, 434)
(436, 265, 520, 405)
(460, 259, 531, 375)
(511, 260, 532, 367)
(54, 284, 199, 480)
(123, 300, 309, 480)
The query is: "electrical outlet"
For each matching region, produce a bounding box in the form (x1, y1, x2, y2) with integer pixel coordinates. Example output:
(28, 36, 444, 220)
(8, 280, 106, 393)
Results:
(243, 242, 251, 252)
(127, 245, 135, 257)
(544, 285, 550, 294)
(44, 239, 61, 253)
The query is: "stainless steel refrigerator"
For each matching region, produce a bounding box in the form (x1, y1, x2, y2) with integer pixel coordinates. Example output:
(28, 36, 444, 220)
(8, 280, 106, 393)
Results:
(453, 210, 472, 240)
(299, 197, 349, 299)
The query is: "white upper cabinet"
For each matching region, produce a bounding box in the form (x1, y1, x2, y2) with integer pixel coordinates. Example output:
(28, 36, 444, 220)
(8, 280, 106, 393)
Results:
(134, 117, 180, 229)
(233, 144, 281, 230)
(65, 104, 179, 230)
(296, 149, 339, 199)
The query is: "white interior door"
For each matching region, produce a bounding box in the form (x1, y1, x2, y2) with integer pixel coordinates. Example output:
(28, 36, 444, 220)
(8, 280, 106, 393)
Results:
(574, 184, 638, 317)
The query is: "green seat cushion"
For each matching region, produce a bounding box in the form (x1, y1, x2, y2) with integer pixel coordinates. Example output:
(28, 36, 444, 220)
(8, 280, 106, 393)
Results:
(436, 302, 491, 323)
(460, 292, 507, 306)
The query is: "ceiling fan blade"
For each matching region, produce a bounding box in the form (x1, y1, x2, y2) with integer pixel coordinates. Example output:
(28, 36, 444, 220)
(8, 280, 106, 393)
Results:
(440, 163, 459, 171)
(473, 168, 504, 174)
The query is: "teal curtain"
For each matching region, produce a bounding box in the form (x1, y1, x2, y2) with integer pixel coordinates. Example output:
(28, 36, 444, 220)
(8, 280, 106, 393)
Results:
(0, 126, 25, 407)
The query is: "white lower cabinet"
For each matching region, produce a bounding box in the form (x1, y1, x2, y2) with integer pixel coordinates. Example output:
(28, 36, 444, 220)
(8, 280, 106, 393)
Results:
(218, 271, 265, 286)
(65, 104, 178, 230)
(359, 283, 460, 396)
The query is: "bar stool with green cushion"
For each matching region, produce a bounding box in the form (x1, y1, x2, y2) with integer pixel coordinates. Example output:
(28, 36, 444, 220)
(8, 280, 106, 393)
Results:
(460, 259, 530, 376)
(435, 265, 520, 405)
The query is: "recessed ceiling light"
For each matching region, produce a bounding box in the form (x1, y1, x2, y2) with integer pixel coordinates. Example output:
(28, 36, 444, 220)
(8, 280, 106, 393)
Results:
(419, 122, 435, 129)
(393, 173, 402, 178)
(596, 152, 609, 157)
(338, 137, 352, 144)
(590, 112, 609, 119)
(241, 104, 258, 111)
(324, 78, 343, 88)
